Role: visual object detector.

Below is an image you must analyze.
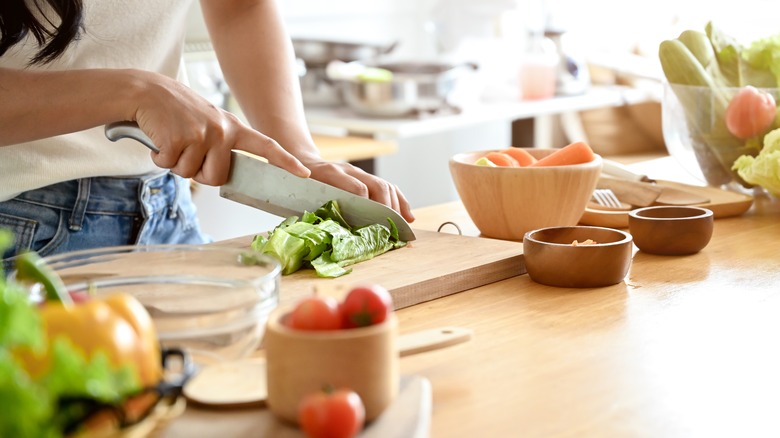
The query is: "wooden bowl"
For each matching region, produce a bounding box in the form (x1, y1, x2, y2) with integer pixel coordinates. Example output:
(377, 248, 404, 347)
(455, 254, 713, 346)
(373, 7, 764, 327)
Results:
(523, 226, 633, 288)
(449, 149, 603, 241)
(264, 307, 399, 424)
(628, 206, 714, 255)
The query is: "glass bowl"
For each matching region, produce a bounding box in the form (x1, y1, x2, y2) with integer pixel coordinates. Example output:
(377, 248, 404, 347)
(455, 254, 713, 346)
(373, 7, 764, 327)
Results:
(19, 244, 281, 365)
(662, 81, 780, 192)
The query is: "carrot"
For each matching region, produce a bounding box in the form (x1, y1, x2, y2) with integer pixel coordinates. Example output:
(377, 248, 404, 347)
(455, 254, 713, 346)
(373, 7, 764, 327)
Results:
(530, 141, 595, 167)
(484, 151, 519, 167)
(502, 147, 538, 167)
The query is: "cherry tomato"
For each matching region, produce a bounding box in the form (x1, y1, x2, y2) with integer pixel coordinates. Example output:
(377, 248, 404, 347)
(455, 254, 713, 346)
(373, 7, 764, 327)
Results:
(298, 387, 365, 438)
(288, 296, 343, 330)
(725, 85, 777, 140)
(340, 284, 393, 328)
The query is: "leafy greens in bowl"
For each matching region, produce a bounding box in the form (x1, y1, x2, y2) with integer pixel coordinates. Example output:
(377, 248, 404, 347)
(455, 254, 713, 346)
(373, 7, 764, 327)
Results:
(659, 21, 780, 192)
(250, 200, 407, 278)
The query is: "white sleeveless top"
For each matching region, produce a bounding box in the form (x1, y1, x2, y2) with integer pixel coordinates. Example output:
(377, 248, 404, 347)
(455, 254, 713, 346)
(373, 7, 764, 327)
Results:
(0, 0, 195, 201)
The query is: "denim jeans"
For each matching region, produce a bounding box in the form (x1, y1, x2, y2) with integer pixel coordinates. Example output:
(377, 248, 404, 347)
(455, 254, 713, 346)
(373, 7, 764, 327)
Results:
(0, 172, 211, 275)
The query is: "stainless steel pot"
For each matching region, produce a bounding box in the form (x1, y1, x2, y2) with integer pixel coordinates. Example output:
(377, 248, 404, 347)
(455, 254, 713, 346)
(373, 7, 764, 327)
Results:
(338, 61, 477, 118)
(292, 38, 397, 68)
(293, 38, 398, 107)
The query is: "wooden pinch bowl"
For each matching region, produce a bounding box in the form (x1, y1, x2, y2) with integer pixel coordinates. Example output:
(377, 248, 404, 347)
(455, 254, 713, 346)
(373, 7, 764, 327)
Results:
(449, 149, 603, 241)
(264, 307, 399, 424)
(628, 206, 714, 255)
(523, 226, 633, 288)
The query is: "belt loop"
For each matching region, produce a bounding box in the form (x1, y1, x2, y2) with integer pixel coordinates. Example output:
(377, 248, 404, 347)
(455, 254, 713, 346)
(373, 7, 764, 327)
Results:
(69, 178, 91, 231)
(168, 173, 180, 219)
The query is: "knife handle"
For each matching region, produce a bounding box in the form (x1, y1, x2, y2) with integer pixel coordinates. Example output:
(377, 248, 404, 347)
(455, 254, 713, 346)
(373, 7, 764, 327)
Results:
(104, 121, 160, 153)
(601, 159, 655, 183)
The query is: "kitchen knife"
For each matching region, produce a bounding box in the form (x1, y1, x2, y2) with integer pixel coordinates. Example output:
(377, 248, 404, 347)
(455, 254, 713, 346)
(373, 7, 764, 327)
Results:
(601, 159, 710, 205)
(104, 121, 416, 241)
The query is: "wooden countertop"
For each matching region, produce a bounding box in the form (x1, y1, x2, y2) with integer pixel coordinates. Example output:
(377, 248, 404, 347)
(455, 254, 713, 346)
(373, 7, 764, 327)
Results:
(400, 191, 780, 437)
(162, 159, 780, 437)
(312, 134, 396, 162)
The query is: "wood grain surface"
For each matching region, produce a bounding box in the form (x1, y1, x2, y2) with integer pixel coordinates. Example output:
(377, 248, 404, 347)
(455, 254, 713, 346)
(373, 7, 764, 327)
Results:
(159, 157, 780, 438)
(221, 229, 526, 310)
(579, 179, 755, 228)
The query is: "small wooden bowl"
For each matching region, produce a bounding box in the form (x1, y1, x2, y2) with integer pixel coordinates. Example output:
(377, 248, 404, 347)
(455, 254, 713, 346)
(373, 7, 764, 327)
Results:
(628, 206, 714, 255)
(450, 149, 602, 241)
(523, 226, 633, 288)
(264, 307, 399, 424)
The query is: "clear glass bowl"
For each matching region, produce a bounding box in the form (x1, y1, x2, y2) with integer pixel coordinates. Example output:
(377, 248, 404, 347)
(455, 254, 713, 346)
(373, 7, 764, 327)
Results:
(662, 82, 780, 192)
(20, 244, 281, 365)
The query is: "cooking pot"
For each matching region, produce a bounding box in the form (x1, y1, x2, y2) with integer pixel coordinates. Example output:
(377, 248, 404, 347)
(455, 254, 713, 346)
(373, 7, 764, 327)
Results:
(337, 61, 478, 118)
(292, 38, 397, 68)
(293, 38, 398, 107)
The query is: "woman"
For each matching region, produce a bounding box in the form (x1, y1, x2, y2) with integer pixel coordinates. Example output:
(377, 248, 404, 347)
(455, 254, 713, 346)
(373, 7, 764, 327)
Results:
(0, 0, 414, 272)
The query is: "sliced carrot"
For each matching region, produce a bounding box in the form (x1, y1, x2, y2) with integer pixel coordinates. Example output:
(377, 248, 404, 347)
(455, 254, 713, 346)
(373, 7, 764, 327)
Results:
(530, 141, 595, 167)
(502, 147, 538, 167)
(484, 151, 519, 167)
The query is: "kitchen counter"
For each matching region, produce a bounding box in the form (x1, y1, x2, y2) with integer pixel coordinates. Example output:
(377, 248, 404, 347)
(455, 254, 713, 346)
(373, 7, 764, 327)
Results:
(306, 84, 656, 140)
(162, 158, 780, 437)
(312, 134, 397, 162)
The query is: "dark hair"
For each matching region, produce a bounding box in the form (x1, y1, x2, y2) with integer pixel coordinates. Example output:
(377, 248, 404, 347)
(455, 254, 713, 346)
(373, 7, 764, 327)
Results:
(0, 0, 84, 65)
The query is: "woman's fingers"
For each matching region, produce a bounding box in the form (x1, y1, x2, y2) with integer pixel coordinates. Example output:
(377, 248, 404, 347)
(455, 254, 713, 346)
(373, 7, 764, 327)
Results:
(234, 128, 310, 179)
(307, 162, 415, 223)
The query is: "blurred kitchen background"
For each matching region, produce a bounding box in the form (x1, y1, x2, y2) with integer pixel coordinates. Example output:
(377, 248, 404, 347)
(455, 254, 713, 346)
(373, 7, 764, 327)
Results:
(183, 0, 778, 241)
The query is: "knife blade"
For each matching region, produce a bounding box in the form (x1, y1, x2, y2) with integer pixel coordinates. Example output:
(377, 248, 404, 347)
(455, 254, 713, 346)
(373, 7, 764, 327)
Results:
(104, 121, 416, 241)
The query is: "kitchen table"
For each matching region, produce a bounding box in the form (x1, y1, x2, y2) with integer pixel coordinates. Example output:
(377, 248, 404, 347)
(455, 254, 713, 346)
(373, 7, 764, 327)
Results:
(161, 160, 780, 438)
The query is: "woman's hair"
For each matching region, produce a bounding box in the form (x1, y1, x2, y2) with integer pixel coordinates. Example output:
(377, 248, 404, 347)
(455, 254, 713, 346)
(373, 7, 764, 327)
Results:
(0, 0, 84, 65)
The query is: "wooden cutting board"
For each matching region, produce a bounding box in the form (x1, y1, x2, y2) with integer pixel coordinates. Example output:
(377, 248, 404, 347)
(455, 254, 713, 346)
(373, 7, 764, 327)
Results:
(222, 229, 526, 310)
(579, 180, 755, 229)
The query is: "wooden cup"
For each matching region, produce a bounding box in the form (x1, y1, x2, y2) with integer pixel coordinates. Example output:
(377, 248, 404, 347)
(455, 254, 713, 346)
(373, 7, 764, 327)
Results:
(264, 306, 399, 424)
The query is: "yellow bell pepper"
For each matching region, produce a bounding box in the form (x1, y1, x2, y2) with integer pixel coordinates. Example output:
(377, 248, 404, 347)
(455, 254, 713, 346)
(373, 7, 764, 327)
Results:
(15, 253, 162, 389)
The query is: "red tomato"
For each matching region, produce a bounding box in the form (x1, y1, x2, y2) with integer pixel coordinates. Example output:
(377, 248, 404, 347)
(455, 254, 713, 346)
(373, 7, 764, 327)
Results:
(340, 284, 393, 328)
(725, 86, 777, 140)
(298, 388, 366, 438)
(288, 296, 343, 330)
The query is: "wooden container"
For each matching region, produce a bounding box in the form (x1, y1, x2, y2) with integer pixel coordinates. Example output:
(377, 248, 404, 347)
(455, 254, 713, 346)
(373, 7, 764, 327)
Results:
(523, 225, 633, 288)
(628, 206, 714, 255)
(264, 307, 399, 424)
(449, 149, 602, 241)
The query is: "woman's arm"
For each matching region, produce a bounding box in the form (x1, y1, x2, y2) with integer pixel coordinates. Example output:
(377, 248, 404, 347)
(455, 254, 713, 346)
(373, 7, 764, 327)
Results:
(0, 67, 137, 146)
(200, 0, 414, 222)
(0, 66, 309, 185)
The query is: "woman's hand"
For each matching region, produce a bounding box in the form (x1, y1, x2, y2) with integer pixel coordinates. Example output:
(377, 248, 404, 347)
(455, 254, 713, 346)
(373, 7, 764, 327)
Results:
(304, 160, 415, 224)
(131, 71, 310, 186)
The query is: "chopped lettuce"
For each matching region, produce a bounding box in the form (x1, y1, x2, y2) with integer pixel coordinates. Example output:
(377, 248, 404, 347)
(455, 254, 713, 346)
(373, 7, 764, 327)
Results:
(733, 128, 780, 196)
(251, 200, 407, 278)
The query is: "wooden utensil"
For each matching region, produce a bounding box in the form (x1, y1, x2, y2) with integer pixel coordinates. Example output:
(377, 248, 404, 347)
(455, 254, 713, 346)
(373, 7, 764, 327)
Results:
(579, 180, 754, 228)
(601, 160, 711, 206)
(183, 326, 472, 407)
(597, 177, 661, 207)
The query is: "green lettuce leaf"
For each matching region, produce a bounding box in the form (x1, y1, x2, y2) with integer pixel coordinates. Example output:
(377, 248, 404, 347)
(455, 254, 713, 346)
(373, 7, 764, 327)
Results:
(742, 32, 780, 88)
(251, 200, 406, 278)
(706, 22, 778, 87)
(253, 227, 307, 275)
(733, 128, 780, 196)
